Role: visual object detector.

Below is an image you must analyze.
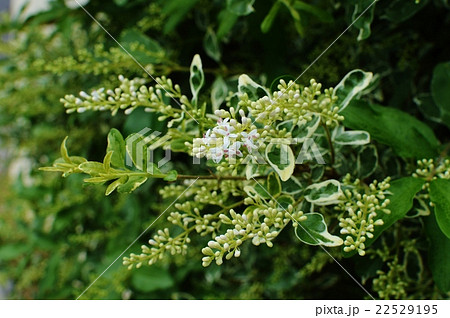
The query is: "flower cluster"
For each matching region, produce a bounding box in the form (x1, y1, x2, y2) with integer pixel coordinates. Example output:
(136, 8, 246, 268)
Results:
(60, 75, 190, 124)
(412, 158, 450, 181)
(192, 108, 261, 163)
(245, 79, 342, 127)
(123, 228, 190, 269)
(34, 43, 152, 76)
(123, 199, 222, 269)
(201, 201, 305, 267)
(372, 259, 408, 300)
(337, 176, 391, 256)
(123, 180, 244, 269)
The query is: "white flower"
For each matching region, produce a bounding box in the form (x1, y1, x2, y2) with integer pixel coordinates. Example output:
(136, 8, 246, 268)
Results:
(193, 117, 261, 163)
(240, 129, 260, 150)
(210, 146, 225, 163)
(202, 129, 215, 146)
(225, 141, 243, 158)
(213, 118, 238, 138)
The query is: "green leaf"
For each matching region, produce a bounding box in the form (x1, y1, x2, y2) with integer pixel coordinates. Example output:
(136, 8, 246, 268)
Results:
(281, 176, 303, 194)
(117, 176, 148, 193)
(67, 156, 88, 165)
(343, 177, 425, 257)
(334, 69, 373, 111)
(429, 179, 450, 239)
(211, 76, 228, 111)
(261, 1, 281, 33)
(238, 74, 270, 101)
(119, 29, 164, 64)
(267, 172, 281, 196)
(217, 9, 239, 39)
(130, 266, 174, 292)
(105, 177, 126, 196)
(295, 213, 343, 246)
(310, 165, 324, 182)
(190, 54, 205, 106)
(431, 61, 450, 128)
(244, 185, 270, 200)
(83, 176, 110, 184)
(414, 93, 443, 124)
(78, 161, 105, 175)
(424, 211, 450, 293)
(161, 0, 200, 34)
(60, 136, 71, 163)
(107, 128, 126, 168)
(280, 0, 303, 35)
(293, 1, 333, 23)
(372, 177, 425, 235)
(332, 126, 370, 146)
(265, 143, 295, 182)
(352, 0, 376, 41)
(383, 0, 428, 23)
(103, 151, 113, 172)
(357, 145, 378, 179)
(203, 28, 221, 62)
(281, 0, 300, 21)
(226, 0, 255, 16)
(304, 179, 342, 206)
(164, 170, 178, 182)
(276, 194, 295, 209)
(341, 100, 440, 159)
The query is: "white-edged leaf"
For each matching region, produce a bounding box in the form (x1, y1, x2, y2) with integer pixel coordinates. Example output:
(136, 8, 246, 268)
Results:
(238, 74, 270, 101)
(189, 54, 205, 106)
(211, 76, 228, 111)
(265, 142, 295, 182)
(244, 185, 270, 201)
(60, 136, 71, 163)
(295, 212, 343, 246)
(304, 179, 342, 205)
(292, 114, 321, 143)
(245, 163, 259, 180)
(332, 126, 370, 145)
(107, 128, 126, 168)
(334, 69, 373, 112)
(117, 176, 148, 193)
(105, 177, 127, 196)
(203, 28, 221, 62)
(267, 172, 281, 196)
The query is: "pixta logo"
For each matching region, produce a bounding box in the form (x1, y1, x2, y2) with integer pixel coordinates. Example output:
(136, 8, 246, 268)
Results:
(125, 128, 171, 173)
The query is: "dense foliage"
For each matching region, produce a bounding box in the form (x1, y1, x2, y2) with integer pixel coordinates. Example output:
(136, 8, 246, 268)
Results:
(1, 0, 449, 300)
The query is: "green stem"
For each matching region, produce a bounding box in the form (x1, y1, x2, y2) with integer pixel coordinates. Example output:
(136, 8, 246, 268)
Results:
(114, 170, 266, 181)
(176, 174, 266, 181)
